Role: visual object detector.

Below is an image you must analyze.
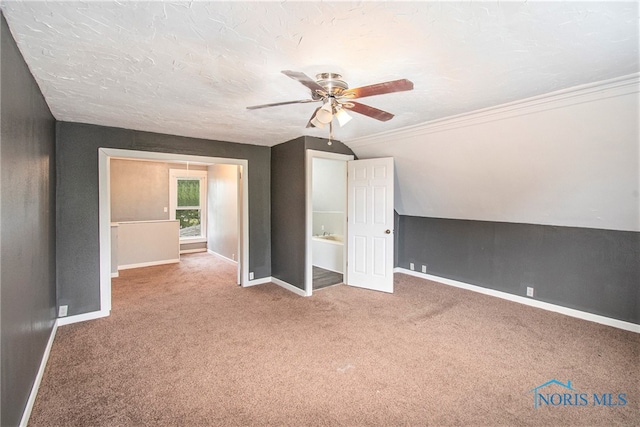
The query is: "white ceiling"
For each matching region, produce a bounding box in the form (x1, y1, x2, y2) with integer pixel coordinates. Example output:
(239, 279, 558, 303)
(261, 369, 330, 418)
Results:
(2, 1, 638, 147)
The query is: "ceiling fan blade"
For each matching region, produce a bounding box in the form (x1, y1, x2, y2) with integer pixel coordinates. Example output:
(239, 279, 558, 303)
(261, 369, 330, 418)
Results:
(345, 101, 395, 121)
(246, 99, 318, 110)
(342, 78, 413, 99)
(281, 70, 326, 94)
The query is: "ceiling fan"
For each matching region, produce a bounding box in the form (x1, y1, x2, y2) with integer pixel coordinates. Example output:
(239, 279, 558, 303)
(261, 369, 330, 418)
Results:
(247, 70, 414, 131)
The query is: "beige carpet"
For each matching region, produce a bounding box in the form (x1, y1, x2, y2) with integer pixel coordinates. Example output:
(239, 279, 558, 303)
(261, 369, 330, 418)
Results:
(30, 253, 639, 426)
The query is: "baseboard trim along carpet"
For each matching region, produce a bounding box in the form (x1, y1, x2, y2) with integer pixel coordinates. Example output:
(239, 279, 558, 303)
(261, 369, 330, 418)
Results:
(207, 250, 238, 265)
(270, 277, 308, 297)
(118, 259, 180, 270)
(19, 320, 58, 427)
(180, 248, 207, 255)
(395, 268, 640, 334)
(244, 276, 272, 287)
(57, 309, 110, 326)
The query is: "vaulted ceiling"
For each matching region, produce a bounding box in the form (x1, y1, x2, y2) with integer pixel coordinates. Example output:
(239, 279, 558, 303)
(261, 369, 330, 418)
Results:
(2, 1, 638, 146)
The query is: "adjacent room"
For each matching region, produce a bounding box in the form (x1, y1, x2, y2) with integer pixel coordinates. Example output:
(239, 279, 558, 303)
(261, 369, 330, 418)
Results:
(1, 2, 638, 426)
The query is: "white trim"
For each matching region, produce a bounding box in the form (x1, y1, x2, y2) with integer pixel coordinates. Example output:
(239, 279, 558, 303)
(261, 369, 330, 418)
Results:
(305, 150, 354, 297)
(117, 219, 175, 224)
(118, 259, 180, 270)
(394, 268, 640, 334)
(180, 237, 207, 244)
(244, 276, 272, 287)
(271, 277, 309, 297)
(98, 151, 112, 313)
(169, 168, 208, 242)
(111, 272, 119, 278)
(19, 320, 58, 427)
(348, 73, 640, 148)
(180, 248, 207, 254)
(207, 249, 238, 265)
(57, 309, 110, 326)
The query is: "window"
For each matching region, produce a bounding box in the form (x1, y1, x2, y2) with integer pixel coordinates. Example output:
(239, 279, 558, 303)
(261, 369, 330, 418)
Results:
(169, 169, 207, 241)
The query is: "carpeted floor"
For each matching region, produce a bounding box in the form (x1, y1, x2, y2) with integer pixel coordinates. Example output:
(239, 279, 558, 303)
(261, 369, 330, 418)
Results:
(29, 253, 639, 426)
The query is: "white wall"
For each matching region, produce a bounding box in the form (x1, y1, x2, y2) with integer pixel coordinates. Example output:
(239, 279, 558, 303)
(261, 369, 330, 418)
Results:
(117, 220, 180, 268)
(312, 158, 346, 212)
(207, 164, 239, 261)
(350, 75, 640, 232)
(110, 159, 207, 222)
(312, 158, 346, 236)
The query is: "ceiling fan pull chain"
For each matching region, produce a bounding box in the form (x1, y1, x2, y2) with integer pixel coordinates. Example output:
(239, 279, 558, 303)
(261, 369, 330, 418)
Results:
(328, 121, 333, 146)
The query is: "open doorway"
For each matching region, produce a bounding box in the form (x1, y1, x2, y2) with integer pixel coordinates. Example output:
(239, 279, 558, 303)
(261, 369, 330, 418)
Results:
(305, 150, 354, 296)
(98, 148, 249, 315)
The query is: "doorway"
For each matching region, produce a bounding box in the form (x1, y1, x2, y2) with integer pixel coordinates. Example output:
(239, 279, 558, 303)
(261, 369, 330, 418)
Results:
(305, 150, 354, 295)
(98, 148, 249, 316)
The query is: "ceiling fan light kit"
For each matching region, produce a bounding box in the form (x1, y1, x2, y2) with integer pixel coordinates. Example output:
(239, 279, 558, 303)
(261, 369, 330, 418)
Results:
(247, 70, 414, 143)
(335, 108, 352, 127)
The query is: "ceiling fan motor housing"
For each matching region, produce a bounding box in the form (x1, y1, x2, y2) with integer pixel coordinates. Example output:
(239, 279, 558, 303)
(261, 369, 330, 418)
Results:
(315, 73, 349, 97)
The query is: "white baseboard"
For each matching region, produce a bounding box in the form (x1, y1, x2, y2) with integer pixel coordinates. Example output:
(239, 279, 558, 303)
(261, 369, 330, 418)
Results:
(20, 319, 58, 427)
(118, 258, 180, 270)
(244, 276, 272, 287)
(111, 272, 119, 278)
(180, 248, 207, 254)
(270, 277, 308, 297)
(395, 268, 640, 334)
(242, 275, 308, 297)
(57, 309, 110, 326)
(207, 249, 238, 265)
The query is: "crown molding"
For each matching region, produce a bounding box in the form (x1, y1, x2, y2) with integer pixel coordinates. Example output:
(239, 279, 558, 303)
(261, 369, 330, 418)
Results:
(346, 73, 640, 148)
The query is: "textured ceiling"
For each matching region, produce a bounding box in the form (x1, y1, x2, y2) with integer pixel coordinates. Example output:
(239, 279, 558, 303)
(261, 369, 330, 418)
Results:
(2, 1, 638, 146)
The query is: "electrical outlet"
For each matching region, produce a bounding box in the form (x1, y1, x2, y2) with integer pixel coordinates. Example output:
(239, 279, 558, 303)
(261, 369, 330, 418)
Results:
(163, 207, 168, 213)
(526, 287, 534, 297)
(409, 262, 415, 271)
(421, 265, 427, 273)
(249, 272, 254, 280)
(321, 225, 325, 231)
(58, 305, 68, 317)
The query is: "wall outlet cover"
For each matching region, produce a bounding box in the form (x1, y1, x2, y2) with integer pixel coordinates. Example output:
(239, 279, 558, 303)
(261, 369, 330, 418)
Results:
(58, 305, 68, 317)
(526, 287, 534, 297)
(409, 262, 415, 271)
(249, 272, 254, 280)
(421, 265, 427, 273)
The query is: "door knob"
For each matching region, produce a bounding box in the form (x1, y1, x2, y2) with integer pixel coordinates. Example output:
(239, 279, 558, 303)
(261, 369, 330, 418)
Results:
(385, 229, 391, 234)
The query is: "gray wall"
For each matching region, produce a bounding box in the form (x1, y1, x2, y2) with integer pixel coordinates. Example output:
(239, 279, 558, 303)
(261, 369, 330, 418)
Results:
(397, 216, 640, 324)
(56, 122, 271, 316)
(271, 136, 354, 289)
(271, 137, 306, 288)
(1, 13, 57, 426)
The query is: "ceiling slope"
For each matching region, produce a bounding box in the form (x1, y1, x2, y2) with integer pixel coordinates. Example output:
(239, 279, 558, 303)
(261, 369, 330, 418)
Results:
(353, 75, 640, 231)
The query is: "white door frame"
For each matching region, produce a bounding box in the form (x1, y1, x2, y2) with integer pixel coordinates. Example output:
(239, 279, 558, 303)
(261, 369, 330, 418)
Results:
(305, 149, 354, 296)
(98, 148, 250, 315)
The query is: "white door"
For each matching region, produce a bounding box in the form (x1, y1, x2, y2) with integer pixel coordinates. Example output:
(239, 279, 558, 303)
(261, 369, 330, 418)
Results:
(346, 158, 394, 293)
